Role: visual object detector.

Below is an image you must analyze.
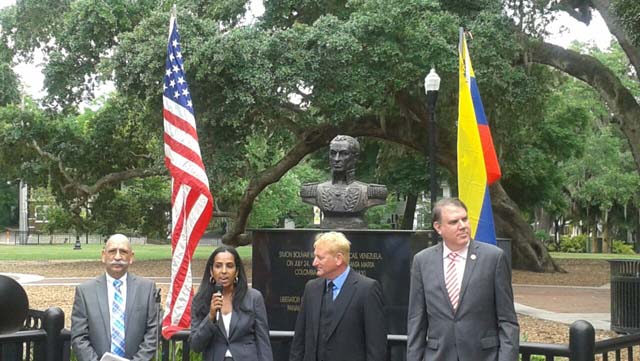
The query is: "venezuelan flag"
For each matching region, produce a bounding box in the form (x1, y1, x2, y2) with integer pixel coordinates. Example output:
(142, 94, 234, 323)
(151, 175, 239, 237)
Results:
(457, 28, 501, 245)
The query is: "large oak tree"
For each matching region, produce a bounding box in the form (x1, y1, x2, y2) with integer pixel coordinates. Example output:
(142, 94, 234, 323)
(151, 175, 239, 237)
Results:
(4, 0, 638, 271)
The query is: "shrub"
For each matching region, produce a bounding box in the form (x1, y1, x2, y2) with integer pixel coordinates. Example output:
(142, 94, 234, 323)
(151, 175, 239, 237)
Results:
(534, 230, 550, 243)
(546, 242, 558, 252)
(612, 240, 636, 255)
(558, 235, 587, 253)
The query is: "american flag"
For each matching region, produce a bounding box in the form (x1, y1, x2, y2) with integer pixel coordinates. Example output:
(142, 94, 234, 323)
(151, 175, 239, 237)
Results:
(161, 13, 213, 340)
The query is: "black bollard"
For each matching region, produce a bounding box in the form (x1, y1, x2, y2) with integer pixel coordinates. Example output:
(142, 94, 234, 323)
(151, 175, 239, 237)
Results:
(569, 320, 595, 361)
(43, 307, 65, 361)
(0, 275, 29, 334)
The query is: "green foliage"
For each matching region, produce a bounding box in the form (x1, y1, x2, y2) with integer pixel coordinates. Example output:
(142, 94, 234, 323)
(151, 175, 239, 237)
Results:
(364, 194, 398, 229)
(43, 205, 76, 233)
(238, 135, 325, 228)
(89, 177, 171, 239)
(3, 0, 633, 253)
(248, 170, 304, 228)
(375, 142, 428, 196)
(548, 235, 588, 253)
(0, 62, 20, 106)
(501, 71, 590, 217)
(534, 230, 549, 243)
(612, 0, 640, 48)
(612, 240, 636, 255)
(564, 127, 640, 218)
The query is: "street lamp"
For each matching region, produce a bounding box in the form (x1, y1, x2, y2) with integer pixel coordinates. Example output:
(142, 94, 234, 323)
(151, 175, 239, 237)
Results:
(424, 68, 440, 223)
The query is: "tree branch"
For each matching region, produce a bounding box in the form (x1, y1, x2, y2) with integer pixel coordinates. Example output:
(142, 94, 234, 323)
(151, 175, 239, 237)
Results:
(589, 0, 640, 80)
(529, 40, 640, 170)
(29, 138, 165, 198)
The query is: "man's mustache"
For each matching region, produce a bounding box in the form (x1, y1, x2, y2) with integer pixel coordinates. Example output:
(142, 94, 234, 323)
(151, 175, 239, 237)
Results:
(109, 260, 128, 266)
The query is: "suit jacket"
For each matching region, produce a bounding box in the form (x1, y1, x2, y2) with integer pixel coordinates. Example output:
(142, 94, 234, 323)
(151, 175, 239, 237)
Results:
(190, 288, 273, 361)
(406, 241, 519, 361)
(289, 269, 387, 361)
(71, 273, 159, 361)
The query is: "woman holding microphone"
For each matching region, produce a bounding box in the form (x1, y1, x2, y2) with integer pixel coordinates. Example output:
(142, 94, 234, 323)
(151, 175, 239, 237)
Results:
(190, 246, 273, 361)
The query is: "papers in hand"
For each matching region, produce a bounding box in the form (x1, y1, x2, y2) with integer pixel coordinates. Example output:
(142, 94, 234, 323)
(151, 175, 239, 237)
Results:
(99, 352, 130, 361)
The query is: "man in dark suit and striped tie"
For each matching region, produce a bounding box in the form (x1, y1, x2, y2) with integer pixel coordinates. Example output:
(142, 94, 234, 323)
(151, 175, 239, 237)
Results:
(71, 234, 158, 361)
(289, 231, 387, 361)
(407, 198, 519, 361)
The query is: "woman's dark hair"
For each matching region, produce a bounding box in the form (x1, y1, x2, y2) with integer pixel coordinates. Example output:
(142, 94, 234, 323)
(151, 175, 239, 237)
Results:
(192, 245, 249, 322)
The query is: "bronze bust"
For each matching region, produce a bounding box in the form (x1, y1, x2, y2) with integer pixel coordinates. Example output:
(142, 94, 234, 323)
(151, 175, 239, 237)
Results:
(300, 135, 387, 229)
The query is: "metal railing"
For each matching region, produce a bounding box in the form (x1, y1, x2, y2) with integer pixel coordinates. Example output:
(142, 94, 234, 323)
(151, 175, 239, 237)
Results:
(2, 308, 640, 361)
(0, 308, 65, 361)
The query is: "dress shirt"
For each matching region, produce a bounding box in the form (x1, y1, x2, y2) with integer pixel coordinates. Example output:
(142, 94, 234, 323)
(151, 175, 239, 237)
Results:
(442, 243, 468, 296)
(105, 273, 127, 322)
(327, 266, 350, 301)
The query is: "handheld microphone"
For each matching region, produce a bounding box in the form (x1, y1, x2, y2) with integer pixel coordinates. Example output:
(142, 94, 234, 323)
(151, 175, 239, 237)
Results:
(213, 284, 224, 321)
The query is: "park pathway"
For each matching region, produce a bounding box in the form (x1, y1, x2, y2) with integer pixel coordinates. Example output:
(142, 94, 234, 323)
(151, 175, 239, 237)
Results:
(514, 283, 611, 330)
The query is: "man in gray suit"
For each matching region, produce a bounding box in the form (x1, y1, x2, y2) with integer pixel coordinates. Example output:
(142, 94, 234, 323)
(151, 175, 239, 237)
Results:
(71, 234, 158, 361)
(407, 198, 519, 361)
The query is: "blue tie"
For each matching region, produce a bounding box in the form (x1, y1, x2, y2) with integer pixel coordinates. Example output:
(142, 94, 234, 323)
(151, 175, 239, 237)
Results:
(111, 279, 126, 357)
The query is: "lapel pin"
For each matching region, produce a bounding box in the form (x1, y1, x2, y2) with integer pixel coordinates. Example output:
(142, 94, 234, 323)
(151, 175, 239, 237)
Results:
(470, 254, 477, 260)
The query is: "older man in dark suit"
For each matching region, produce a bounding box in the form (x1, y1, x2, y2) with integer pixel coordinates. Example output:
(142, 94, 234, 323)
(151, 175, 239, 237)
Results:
(289, 231, 387, 361)
(71, 234, 158, 361)
(407, 198, 519, 361)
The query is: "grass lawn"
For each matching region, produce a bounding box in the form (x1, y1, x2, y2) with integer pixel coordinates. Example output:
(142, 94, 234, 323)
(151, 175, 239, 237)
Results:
(0, 243, 252, 261)
(551, 252, 640, 260)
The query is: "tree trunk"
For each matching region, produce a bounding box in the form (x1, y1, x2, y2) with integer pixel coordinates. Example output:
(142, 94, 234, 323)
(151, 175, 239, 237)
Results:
(491, 183, 563, 272)
(401, 193, 418, 230)
(592, 213, 599, 253)
(588, 0, 640, 79)
(602, 209, 610, 253)
(535, 206, 552, 234)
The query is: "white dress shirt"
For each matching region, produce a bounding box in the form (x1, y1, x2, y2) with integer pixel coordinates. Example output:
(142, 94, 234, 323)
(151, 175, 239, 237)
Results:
(222, 312, 233, 357)
(442, 243, 469, 295)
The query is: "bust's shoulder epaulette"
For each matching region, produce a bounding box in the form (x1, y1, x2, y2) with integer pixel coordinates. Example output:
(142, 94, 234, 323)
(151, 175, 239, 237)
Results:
(367, 183, 388, 198)
(300, 182, 320, 198)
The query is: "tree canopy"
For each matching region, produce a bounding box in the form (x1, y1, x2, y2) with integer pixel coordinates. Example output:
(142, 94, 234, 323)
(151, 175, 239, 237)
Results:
(2, 0, 640, 270)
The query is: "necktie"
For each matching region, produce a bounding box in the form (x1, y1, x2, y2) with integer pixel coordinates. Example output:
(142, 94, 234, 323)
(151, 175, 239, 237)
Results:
(111, 279, 126, 357)
(326, 281, 335, 303)
(445, 252, 460, 310)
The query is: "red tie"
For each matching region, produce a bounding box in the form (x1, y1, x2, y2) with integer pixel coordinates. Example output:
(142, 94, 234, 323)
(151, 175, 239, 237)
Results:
(445, 252, 460, 310)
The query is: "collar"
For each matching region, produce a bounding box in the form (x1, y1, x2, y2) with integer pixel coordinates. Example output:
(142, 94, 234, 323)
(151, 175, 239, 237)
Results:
(328, 266, 350, 290)
(442, 242, 469, 260)
(106, 272, 128, 286)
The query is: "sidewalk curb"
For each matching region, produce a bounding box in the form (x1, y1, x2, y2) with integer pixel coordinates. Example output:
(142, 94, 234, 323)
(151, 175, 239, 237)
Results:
(515, 302, 611, 331)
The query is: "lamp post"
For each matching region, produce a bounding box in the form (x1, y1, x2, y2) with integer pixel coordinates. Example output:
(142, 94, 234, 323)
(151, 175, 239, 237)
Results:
(424, 68, 440, 220)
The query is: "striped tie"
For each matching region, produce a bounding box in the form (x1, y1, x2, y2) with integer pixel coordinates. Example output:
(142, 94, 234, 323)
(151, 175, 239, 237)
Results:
(111, 279, 126, 357)
(445, 252, 460, 311)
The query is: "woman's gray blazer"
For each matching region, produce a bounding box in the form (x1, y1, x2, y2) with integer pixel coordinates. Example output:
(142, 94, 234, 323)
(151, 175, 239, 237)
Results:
(190, 288, 273, 361)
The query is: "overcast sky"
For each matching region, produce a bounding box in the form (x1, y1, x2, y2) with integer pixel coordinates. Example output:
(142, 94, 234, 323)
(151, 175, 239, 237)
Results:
(1, 1, 614, 101)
